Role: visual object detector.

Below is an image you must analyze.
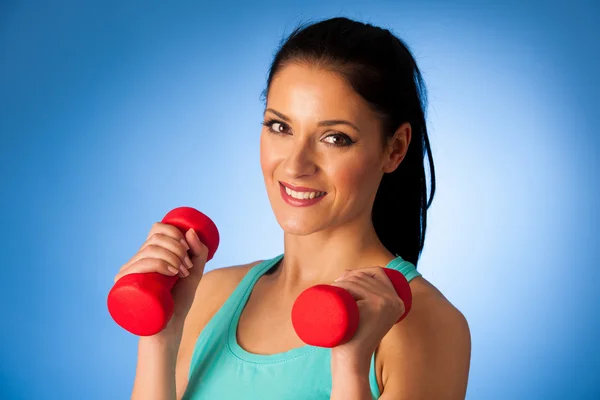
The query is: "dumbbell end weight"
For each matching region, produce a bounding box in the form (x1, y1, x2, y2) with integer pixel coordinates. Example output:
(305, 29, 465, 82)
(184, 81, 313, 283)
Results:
(291, 285, 360, 348)
(292, 268, 413, 348)
(108, 272, 176, 336)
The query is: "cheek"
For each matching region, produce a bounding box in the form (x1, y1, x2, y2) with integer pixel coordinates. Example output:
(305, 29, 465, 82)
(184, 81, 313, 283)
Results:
(259, 133, 272, 175)
(259, 132, 279, 182)
(328, 153, 381, 197)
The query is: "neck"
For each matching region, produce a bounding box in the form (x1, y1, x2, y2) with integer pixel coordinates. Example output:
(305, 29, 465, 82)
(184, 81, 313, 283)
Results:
(270, 214, 396, 294)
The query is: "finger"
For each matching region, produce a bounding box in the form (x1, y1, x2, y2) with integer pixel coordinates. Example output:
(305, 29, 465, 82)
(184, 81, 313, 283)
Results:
(353, 270, 401, 303)
(129, 244, 188, 277)
(335, 269, 380, 289)
(120, 229, 192, 275)
(337, 274, 381, 295)
(145, 222, 187, 243)
(184, 228, 209, 261)
(330, 279, 371, 301)
(140, 233, 192, 269)
(349, 266, 394, 290)
(114, 257, 179, 283)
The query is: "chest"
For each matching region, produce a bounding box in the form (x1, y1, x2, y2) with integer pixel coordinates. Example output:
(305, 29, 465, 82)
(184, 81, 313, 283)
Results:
(234, 279, 385, 394)
(236, 282, 306, 354)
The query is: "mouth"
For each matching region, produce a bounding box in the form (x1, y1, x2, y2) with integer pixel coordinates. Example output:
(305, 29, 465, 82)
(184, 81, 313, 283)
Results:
(279, 181, 327, 207)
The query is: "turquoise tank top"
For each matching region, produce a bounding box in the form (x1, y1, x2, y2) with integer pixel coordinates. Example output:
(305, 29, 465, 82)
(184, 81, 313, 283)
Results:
(183, 254, 422, 400)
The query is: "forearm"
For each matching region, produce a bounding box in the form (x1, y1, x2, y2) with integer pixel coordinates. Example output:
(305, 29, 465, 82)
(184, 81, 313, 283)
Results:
(330, 351, 373, 400)
(131, 334, 182, 400)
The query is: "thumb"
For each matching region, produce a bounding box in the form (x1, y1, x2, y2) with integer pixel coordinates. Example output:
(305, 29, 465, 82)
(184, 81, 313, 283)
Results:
(184, 228, 209, 262)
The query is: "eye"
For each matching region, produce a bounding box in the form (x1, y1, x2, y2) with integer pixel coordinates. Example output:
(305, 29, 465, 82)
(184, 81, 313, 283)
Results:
(262, 118, 290, 134)
(323, 133, 354, 147)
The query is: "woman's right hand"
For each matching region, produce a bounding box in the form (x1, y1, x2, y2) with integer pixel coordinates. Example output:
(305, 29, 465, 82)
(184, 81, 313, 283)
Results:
(113, 222, 210, 337)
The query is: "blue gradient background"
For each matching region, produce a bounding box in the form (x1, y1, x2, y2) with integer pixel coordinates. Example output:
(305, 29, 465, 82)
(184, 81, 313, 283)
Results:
(1, 1, 598, 399)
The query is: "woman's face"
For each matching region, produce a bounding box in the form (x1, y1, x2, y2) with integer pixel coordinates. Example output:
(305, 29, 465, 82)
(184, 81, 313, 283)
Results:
(260, 62, 406, 235)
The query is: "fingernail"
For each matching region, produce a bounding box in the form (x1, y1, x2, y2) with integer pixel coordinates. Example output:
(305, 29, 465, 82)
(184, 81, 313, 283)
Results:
(180, 239, 190, 250)
(179, 263, 189, 276)
(168, 266, 179, 275)
(334, 270, 350, 282)
(189, 228, 199, 240)
(184, 255, 193, 269)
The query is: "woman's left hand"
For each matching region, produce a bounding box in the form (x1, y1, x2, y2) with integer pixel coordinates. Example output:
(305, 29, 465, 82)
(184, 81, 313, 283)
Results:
(330, 266, 406, 363)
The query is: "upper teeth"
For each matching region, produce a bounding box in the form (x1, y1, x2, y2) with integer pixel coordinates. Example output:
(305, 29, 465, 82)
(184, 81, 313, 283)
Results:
(285, 186, 325, 200)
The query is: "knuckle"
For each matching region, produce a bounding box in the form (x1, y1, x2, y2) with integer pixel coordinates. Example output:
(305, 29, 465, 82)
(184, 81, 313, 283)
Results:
(154, 259, 172, 273)
(374, 296, 387, 310)
(389, 296, 403, 312)
(166, 225, 184, 240)
(146, 233, 160, 243)
(145, 243, 161, 253)
(179, 242, 190, 257)
(398, 300, 406, 314)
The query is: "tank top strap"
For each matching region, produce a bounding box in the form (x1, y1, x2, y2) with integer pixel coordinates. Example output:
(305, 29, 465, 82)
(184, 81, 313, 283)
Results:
(238, 255, 284, 287)
(209, 255, 283, 323)
(385, 256, 422, 282)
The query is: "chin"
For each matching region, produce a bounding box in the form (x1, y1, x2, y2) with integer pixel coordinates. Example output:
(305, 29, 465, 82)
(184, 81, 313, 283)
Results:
(275, 213, 323, 236)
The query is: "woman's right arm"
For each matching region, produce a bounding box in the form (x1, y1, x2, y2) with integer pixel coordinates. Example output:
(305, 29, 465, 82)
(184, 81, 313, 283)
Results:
(130, 269, 214, 400)
(130, 263, 260, 400)
(120, 237, 260, 399)
(131, 333, 181, 400)
(114, 221, 261, 399)
(113, 221, 210, 400)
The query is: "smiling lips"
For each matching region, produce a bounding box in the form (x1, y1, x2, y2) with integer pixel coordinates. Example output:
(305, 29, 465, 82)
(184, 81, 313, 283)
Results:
(279, 181, 327, 207)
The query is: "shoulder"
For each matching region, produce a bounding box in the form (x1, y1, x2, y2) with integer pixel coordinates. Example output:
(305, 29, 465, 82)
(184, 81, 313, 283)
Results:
(201, 260, 263, 289)
(377, 276, 471, 399)
(180, 259, 264, 341)
(191, 259, 265, 321)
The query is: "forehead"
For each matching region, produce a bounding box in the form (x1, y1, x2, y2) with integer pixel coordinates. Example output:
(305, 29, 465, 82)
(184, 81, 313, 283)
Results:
(267, 63, 373, 121)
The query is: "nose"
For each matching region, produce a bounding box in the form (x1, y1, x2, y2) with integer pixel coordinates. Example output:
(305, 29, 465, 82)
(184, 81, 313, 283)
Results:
(282, 137, 318, 178)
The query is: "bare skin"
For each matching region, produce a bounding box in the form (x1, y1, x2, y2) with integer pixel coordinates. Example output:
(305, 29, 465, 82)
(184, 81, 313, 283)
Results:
(173, 257, 456, 396)
(185, 62, 468, 397)
(120, 61, 470, 399)
(235, 261, 446, 394)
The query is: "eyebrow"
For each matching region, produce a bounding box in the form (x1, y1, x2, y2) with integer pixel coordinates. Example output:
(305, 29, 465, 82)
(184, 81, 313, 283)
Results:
(264, 108, 361, 133)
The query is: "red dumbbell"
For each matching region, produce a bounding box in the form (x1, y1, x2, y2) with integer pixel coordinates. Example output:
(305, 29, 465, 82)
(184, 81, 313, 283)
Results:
(107, 207, 220, 336)
(291, 268, 412, 347)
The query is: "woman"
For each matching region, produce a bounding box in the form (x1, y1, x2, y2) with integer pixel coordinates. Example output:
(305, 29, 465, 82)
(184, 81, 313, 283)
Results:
(114, 17, 471, 399)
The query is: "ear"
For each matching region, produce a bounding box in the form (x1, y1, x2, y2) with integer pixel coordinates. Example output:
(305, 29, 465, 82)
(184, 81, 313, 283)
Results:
(382, 122, 411, 173)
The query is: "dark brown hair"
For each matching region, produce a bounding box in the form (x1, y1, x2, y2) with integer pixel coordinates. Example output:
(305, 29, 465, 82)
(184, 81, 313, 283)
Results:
(260, 17, 436, 267)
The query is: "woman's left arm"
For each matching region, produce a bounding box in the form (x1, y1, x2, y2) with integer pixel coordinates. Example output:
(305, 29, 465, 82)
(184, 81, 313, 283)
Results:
(329, 269, 471, 400)
(375, 295, 471, 399)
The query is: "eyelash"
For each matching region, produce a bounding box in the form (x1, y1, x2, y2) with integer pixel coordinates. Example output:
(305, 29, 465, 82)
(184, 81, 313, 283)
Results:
(261, 118, 355, 147)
